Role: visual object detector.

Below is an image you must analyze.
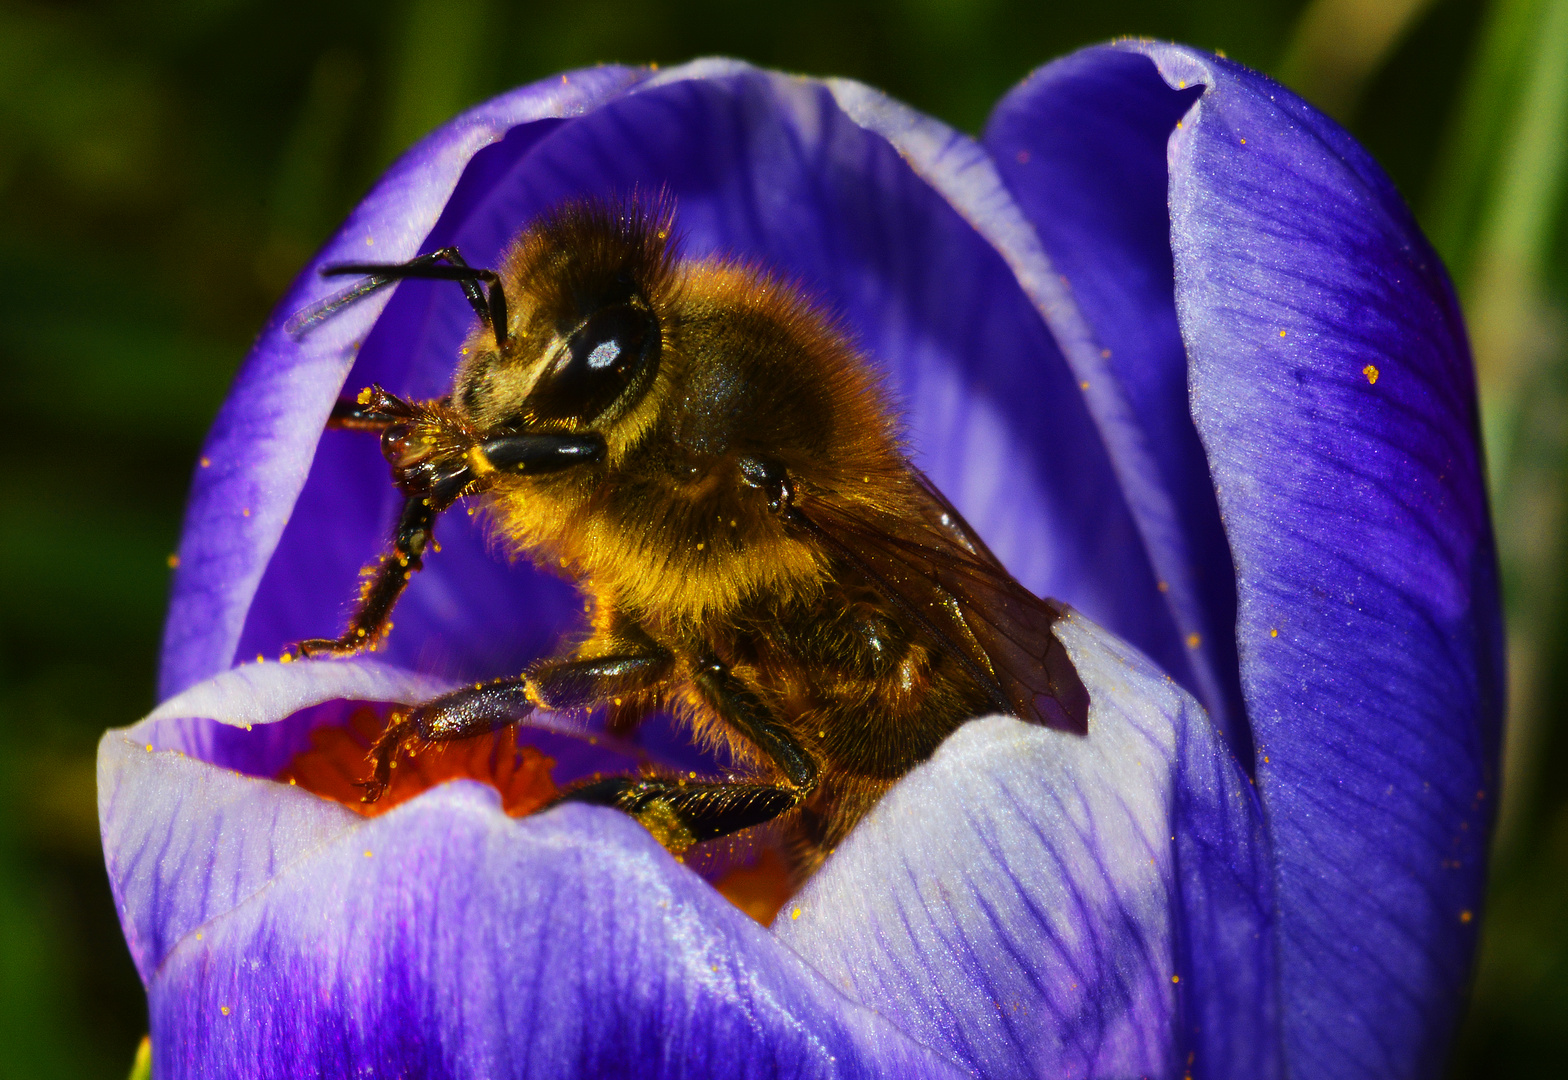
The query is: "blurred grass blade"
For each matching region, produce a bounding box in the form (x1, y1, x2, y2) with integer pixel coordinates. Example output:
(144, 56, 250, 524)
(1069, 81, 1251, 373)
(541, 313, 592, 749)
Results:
(1429, 0, 1568, 851)
(382, 0, 494, 164)
(127, 1035, 150, 1080)
(1278, 0, 1436, 119)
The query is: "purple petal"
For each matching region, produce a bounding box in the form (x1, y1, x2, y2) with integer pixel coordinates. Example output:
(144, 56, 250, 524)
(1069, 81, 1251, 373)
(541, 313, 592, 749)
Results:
(980, 50, 1245, 755)
(104, 657, 633, 983)
(158, 64, 653, 699)
(146, 790, 969, 1079)
(100, 718, 359, 985)
(1143, 43, 1497, 1080)
(776, 614, 1277, 1080)
(220, 60, 1188, 705)
(820, 75, 1221, 736)
(112, 610, 1267, 1078)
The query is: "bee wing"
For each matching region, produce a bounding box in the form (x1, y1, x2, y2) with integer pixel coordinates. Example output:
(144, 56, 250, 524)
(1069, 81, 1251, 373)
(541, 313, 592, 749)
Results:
(792, 482, 1090, 735)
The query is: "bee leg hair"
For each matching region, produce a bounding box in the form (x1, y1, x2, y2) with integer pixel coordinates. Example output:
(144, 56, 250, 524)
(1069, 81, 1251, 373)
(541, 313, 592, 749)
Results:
(360, 651, 673, 801)
(286, 493, 436, 660)
(552, 778, 797, 853)
(553, 652, 819, 851)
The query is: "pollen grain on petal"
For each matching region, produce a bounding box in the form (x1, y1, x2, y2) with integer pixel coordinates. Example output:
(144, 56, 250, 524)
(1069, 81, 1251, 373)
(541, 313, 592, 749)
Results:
(1364, 364, 1380, 384)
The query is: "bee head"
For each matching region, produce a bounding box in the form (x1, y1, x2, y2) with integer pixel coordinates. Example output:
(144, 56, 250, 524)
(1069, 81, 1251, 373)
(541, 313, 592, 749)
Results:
(454, 195, 676, 441)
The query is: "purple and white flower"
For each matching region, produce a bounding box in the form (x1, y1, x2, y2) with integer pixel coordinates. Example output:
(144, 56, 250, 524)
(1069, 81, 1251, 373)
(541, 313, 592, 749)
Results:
(99, 42, 1501, 1079)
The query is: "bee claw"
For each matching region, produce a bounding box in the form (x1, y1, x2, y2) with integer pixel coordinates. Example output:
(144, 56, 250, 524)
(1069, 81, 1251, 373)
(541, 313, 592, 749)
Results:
(361, 713, 421, 803)
(284, 637, 364, 661)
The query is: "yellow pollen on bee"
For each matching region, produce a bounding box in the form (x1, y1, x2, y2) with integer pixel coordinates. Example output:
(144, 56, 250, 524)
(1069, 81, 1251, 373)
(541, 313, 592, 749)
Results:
(862, 476, 870, 483)
(730, 519, 737, 527)
(145, 744, 153, 752)
(1364, 364, 1380, 384)
(357, 387, 373, 405)
(466, 445, 496, 477)
(1186, 632, 1202, 649)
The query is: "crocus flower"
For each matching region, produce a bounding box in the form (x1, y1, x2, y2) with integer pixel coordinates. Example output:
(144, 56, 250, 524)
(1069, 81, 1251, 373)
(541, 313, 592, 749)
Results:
(99, 41, 1501, 1080)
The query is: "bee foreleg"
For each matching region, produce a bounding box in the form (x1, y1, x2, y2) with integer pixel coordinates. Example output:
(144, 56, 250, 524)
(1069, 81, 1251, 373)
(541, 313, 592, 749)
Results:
(286, 493, 436, 660)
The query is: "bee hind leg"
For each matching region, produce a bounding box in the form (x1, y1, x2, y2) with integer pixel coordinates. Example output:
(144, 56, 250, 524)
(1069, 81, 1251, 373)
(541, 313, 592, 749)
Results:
(552, 650, 820, 852)
(552, 778, 798, 854)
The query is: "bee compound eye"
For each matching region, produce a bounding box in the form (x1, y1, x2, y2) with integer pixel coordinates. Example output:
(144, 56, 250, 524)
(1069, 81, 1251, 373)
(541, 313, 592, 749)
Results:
(530, 301, 660, 424)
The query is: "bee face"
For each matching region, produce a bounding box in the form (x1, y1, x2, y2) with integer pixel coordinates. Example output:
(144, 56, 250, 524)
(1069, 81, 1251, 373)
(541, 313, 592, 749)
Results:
(453, 199, 676, 437)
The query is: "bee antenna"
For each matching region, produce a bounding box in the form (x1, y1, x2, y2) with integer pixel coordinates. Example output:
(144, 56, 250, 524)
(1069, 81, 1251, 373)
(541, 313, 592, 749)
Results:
(286, 246, 509, 348)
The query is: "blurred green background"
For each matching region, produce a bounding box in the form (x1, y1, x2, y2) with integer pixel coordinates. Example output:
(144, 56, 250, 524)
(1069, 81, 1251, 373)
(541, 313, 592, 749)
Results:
(0, 0, 1563, 1074)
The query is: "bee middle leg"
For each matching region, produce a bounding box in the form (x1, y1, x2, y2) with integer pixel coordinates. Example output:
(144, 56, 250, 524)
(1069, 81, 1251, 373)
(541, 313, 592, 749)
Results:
(553, 653, 819, 852)
(361, 651, 673, 800)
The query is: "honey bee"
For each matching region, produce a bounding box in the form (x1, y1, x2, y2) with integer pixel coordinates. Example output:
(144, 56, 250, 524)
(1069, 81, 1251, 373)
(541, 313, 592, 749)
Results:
(286, 194, 1089, 879)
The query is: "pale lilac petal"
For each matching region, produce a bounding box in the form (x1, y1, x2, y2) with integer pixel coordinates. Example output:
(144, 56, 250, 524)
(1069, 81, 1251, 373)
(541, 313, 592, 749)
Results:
(777, 614, 1277, 1080)
(979, 51, 1243, 752)
(145, 789, 969, 1079)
